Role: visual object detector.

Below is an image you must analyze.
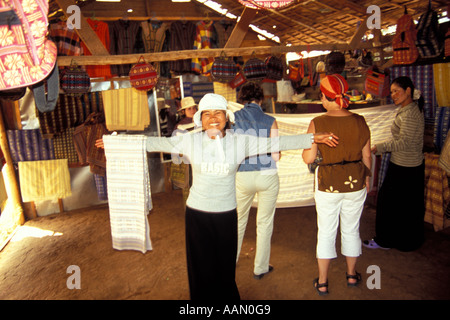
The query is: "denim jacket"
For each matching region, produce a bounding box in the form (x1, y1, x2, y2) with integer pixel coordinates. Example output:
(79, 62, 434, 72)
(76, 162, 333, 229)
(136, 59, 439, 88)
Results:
(232, 103, 277, 172)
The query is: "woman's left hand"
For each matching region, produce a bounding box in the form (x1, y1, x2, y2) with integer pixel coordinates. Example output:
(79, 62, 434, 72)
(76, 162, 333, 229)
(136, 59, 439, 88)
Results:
(314, 132, 339, 147)
(95, 138, 104, 149)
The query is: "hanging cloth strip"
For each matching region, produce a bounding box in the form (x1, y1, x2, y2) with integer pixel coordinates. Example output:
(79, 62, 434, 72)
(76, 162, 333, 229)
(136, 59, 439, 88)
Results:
(18, 159, 72, 202)
(7, 129, 54, 163)
(101, 87, 150, 131)
(103, 134, 152, 253)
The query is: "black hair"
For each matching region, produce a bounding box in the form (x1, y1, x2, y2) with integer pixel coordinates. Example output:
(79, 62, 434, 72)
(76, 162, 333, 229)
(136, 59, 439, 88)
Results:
(237, 82, 264, 104)
(391, 76, 424, 112)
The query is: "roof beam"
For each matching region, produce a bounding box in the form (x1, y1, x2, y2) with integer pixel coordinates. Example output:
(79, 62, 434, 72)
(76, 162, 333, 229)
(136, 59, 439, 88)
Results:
(224, 6, 258, 48)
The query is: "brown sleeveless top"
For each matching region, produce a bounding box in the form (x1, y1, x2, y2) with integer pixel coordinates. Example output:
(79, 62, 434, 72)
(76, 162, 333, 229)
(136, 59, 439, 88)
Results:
(313, 113, 371, 193)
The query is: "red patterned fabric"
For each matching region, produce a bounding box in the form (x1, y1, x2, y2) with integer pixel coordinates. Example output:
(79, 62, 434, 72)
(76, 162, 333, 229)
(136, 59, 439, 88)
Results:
(0, 0, 57, 90)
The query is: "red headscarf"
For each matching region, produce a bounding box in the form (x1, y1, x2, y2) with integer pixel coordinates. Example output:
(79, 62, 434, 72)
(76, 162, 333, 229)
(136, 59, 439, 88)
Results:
(320, 74, 349, 108)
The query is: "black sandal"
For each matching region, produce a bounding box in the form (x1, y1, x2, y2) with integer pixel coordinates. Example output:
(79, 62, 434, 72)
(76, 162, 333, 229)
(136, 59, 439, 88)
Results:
(346, 271, 362, 287)
(313, 277, 329, 296)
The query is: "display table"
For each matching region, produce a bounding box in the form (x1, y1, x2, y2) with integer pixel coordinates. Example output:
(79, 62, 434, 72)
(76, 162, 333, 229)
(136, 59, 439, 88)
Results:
(273, 100, 382, 114)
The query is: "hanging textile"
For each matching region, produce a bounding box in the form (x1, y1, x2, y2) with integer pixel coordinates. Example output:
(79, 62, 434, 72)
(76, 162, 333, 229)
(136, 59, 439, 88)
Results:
(101, 87, 150, 131)
(213, 82, 236, 102)
(18, 159, 72, 202)
(109, 20, 142, 76)
(52, 127, 79, 165)
(103, 134, 152, 253)
(73, 112, 109, 176)
(214, 21, 234, 48)
(191, 21, 217, 75)
(7, 129, 54, 163)
(80, 18, 112, 79)
(433, 63, 450, 107)
(168, 21, 196, 74)
(140, 20, 169, 75)
(424, 153, 450, 231)
(388, 65, 436, 119)
(49, 21, 82, 57)
(191, 82, 214, 103)
(433, 106, 450, 152)
(94, 174, 108, 201)
(37, 92, 104, 138)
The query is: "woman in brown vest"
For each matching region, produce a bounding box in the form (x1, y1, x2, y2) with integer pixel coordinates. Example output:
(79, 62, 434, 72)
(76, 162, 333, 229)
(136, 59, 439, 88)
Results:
(302, 74, 372, 296)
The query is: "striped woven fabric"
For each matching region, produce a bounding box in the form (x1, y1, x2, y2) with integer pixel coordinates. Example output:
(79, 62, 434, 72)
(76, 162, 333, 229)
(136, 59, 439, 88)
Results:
(213, 82, 237, 102)
(191, 21, 216, 75)
(53, 127, 79, 165)
(94, 174, 108, 201)
(424, 153, 450, 231)
(433, 106, 450, 152)
(102, 88, 150, 131)
(388, 65, 436, 119)
(37, 92, 104, 137)
(18, 159, 71, 202)
(7, 129, 54, 163)
(433, 63, 450, 107)
(103, 134, 152, 253)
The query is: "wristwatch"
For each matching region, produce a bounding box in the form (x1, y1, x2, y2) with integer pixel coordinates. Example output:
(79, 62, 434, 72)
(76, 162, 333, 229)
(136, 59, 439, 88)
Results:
(311, 134, 315, 144)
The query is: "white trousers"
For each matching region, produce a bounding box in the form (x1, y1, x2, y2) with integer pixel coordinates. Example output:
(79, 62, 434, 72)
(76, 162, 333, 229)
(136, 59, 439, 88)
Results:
(314, 186, 367, 259)
(236, 170, 279, 275)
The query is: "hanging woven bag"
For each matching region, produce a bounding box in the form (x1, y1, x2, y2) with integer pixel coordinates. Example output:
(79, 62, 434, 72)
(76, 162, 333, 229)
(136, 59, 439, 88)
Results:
(129, 56, 159, 91)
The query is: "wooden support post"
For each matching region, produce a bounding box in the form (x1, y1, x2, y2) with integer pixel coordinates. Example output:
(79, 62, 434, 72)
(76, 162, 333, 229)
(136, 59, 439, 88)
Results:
(0, 102, 25, 227)
(164, 162, 172, 193)
(58, 199, 64, 213)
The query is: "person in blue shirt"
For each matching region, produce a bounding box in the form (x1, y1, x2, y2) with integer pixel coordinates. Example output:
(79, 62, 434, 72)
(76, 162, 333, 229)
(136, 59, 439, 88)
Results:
(233, 82, 280, 279)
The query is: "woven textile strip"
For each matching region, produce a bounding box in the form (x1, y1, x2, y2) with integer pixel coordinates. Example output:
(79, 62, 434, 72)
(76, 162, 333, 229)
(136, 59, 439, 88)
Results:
(102, 88, 150, 131)
(94, 174, 108, 201)
(424, 153, 450, 231)
(191, 82, 214, 103)
(228, 102, 398, 207)
(52, 127, 79, 164)
(213, 82, 236, 102)
(103, 134, 152, 253)
(388, 65, 436, 119)
(37, 92, 104, 137)
(433, 106, 450, 151)
(433, 63, 450, 107)
(7, 129, 54, 163)
(18, 159, 71, 202)
(191, 21, 216, 75)
(37, 94, 84, 137)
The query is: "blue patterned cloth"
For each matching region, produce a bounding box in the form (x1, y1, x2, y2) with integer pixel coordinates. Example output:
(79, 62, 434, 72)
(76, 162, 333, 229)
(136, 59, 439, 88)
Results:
(433, 106, 450, 152)
(7, 129, 54, 163)
(388, 65, 437, 119)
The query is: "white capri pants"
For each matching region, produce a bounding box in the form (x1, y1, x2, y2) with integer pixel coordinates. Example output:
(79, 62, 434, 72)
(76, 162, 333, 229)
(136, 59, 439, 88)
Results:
(236, 169, 279, 275)
(314, 183, 367, 260)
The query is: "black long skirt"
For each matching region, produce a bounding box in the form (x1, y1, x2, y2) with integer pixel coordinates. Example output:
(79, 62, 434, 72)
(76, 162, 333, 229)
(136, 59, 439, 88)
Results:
(374, 161, 425, 251)
(185, 206, 240, 300)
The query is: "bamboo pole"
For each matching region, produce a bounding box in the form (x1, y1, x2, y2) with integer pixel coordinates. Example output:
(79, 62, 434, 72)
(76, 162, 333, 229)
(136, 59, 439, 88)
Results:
(57, 41, 385, 66)
(0, 103, 25, 230)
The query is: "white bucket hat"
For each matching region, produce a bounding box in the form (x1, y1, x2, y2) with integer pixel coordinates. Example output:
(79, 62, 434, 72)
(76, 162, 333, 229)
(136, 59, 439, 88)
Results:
(179, 96, 197, 111)
(193, 93, 235, 127)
